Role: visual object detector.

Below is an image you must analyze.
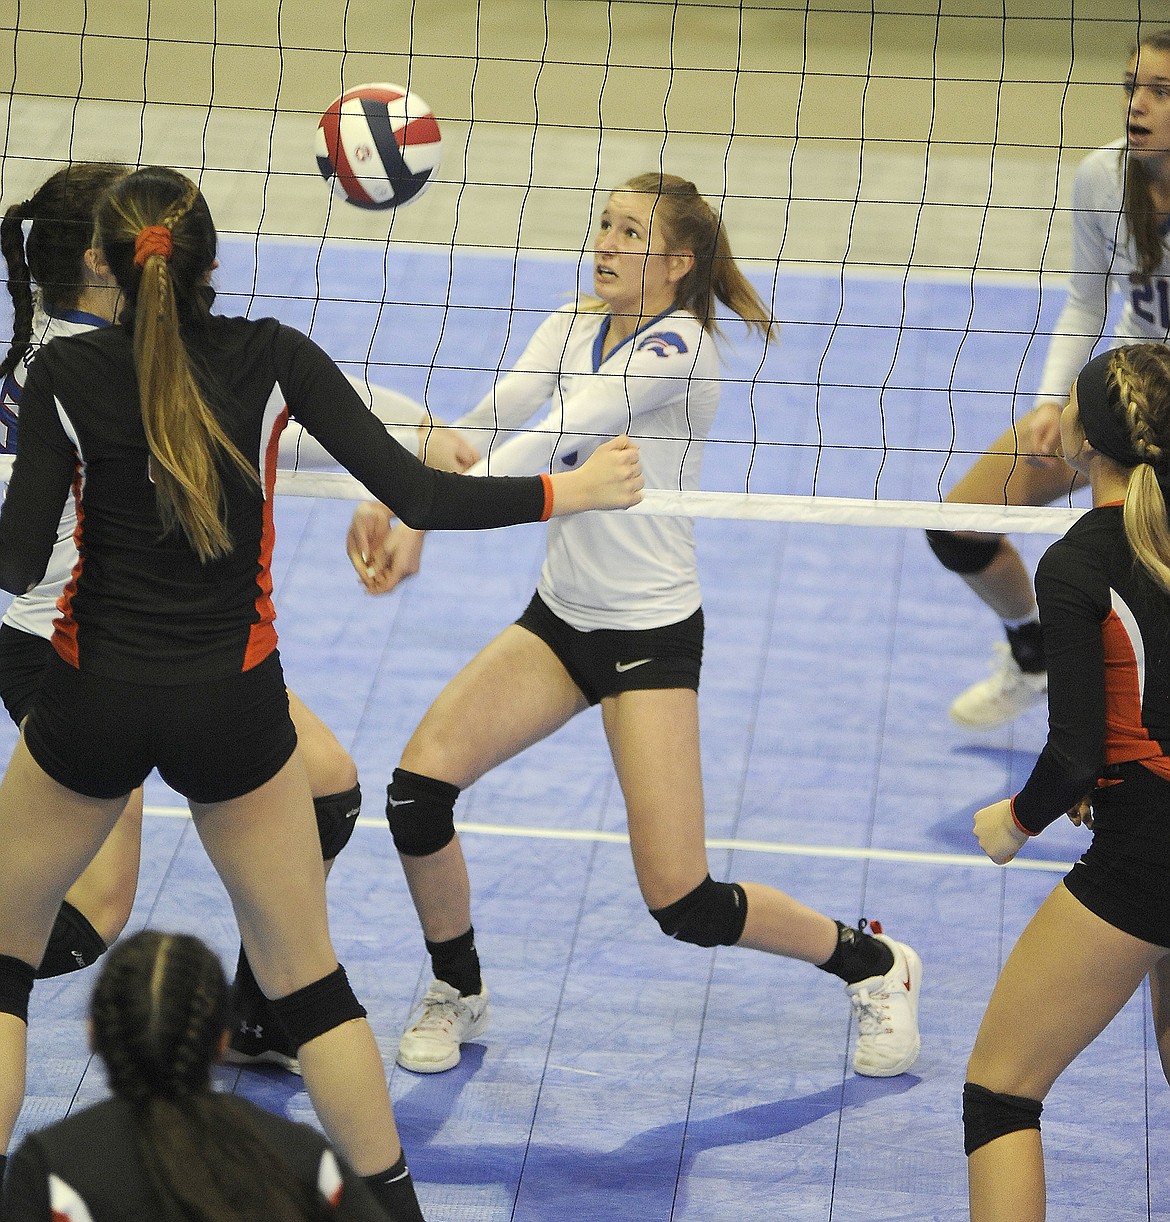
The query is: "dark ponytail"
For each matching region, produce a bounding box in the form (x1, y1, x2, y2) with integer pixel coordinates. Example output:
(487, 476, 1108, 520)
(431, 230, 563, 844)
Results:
(0, 162, 128, 378)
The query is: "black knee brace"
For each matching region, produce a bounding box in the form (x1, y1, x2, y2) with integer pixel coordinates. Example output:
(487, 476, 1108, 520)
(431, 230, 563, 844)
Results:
(36, 900, 108, 979)
(0, 954, 36, 1022)
(650, 875, 748, 948)
(270, 965, 367, 1051)
(963, 1081, 1043, 1156)
(315, 784, 362, 861)
(386, 767, 460, 857)
(925, 529, 1003, 575)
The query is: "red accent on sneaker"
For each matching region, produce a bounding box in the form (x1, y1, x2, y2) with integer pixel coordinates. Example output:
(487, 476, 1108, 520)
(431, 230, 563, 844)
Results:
(868, 919, 883, 936)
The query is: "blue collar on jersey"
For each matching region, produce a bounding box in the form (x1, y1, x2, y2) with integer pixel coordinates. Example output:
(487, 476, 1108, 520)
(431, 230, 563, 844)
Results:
(592, 305, 678, 372)
(47, 308, 112, 329)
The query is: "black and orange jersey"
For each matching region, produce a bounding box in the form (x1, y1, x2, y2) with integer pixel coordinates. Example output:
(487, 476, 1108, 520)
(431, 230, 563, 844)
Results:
(1013, 504, 1170, 833)
(0, 314, 547, 684)
(2, 1094, 388, 1220)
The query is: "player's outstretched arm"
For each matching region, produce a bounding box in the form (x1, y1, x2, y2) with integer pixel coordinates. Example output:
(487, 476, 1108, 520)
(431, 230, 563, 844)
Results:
(347, 435, 642, 594)
(1019, 400, 1067, 471)
(546, 435, 643, 516)
(416, 420, 480, 473)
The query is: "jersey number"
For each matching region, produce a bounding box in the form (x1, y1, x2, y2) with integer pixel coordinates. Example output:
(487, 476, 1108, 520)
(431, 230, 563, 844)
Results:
(1131, 278, 1170, 330)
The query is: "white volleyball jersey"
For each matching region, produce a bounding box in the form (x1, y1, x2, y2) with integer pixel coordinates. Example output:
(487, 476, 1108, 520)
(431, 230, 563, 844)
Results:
(0, 311, 428, 642)
(1038, 140, 1170, 405)
(456, 304, 720, 631)
(0, 309, 109, 640)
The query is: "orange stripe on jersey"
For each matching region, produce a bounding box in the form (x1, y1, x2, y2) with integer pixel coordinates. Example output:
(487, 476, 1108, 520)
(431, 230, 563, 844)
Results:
(51, 460, 85, 668)
(1101, 602, 1170, 780)
(242, 406, 288, 671)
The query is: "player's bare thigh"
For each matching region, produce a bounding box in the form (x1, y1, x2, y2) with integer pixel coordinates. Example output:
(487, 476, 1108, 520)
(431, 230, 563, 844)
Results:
(399, 623, 589, 789)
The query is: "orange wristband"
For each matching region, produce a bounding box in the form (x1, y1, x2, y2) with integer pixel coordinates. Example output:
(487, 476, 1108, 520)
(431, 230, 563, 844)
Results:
(538, 472, 554, 521)
(1009, 796, 1034, 837)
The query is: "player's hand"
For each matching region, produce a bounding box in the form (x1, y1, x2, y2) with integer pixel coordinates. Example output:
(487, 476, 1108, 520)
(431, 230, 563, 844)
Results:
(363, 524, 426, 594)
(974, 798, 1030, 865)
(549, 435, 643, 516)
(417, 420, 480, 473)
(347, 501, 393, 584)
(1019, 401, 1066, 470)
(1065, 794, 1094, 829)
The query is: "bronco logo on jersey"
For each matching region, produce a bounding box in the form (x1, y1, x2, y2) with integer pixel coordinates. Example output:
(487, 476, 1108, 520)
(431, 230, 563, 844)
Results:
(637, 331, 688, 358)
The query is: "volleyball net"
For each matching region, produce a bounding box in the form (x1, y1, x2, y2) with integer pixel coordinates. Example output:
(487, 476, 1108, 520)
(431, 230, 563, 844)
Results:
(0, 2, 1145, 533)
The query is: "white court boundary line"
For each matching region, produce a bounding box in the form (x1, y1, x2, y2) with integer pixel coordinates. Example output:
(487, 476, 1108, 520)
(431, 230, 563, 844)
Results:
(143, 804, 1073, 874)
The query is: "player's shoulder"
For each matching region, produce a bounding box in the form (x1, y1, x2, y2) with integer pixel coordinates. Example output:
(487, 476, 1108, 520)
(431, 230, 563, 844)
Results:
(1037, 508, 1118, 592)
(1073, 141, 1126, 191)
(631, 310, 715, 369)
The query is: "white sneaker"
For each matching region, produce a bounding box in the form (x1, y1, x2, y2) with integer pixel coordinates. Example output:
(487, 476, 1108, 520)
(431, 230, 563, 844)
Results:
(847, 934, 922, 1077)
(949, 642, 1047, 730)
(396, 980, 490, 1073)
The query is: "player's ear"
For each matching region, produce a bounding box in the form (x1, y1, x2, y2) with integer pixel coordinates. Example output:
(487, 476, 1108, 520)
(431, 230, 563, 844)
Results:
(667, 249, 694, 285)
(84, 247, 111, 278)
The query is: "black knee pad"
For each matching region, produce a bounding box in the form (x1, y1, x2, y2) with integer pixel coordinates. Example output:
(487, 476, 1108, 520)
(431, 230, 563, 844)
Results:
(0, 954, 36, 1022)
(650, 876, 748, 948)
(36, 900, 109, 979)
(270, 964, 367, 1051)
(925, 529, 1003, 575)
(963, 1081, 1043, 1156)
(315, 784, 362, 861)
(386, 767, 460, 857)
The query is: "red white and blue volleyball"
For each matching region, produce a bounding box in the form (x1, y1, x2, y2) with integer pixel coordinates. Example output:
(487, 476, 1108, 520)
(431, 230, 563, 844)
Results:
(315, 83, 442, 211)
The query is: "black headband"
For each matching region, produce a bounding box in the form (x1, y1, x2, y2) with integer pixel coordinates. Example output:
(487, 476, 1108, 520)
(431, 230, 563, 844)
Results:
(1075, 349, 1145, 468)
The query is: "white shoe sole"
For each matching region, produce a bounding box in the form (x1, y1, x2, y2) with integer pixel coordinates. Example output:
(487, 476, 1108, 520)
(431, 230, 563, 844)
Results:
(396, 1006, 490, 1074)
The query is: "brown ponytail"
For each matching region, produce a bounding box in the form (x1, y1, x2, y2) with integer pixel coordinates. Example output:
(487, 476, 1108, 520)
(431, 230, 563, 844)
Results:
(619, 172, 777, 344)
(1124, 29, 1170, 283)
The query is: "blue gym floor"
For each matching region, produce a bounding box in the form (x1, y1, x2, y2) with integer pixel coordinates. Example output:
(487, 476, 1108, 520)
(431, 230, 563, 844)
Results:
(8, 242, 1168, 1221)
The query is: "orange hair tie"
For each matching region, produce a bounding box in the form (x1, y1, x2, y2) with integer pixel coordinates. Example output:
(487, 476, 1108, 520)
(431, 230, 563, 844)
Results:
(134, 225, 173, 268)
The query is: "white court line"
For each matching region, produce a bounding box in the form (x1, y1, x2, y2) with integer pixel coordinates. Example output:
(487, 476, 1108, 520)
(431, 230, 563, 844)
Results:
(143, 804, 1074, 874)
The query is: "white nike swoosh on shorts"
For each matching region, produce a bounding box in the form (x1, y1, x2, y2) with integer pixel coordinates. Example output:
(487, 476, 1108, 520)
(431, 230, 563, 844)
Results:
(615, 658, 654, 672)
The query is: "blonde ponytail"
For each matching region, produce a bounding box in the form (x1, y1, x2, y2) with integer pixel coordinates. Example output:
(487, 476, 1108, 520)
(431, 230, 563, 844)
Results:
(96, 170, 258, 562)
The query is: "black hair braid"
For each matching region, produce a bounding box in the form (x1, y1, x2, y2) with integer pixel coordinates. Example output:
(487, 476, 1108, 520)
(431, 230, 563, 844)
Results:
(0, 199, 35, 380)
(89, 932, 328, 1222)
(0, 162, 128, 378)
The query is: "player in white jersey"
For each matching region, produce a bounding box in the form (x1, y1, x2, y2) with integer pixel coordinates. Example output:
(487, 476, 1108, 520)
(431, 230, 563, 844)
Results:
(927, 28, 1170, 730)
(0, 163, 477, 1071)
(348, 172, 924, 1081)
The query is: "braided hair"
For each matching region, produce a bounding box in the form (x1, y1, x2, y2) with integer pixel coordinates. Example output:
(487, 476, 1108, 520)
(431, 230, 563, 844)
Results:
(94, 166, 259, 562)
(0, 162, 128, 379)
(1101, 344, 1170, 595)
(90, 931, 328, 1222)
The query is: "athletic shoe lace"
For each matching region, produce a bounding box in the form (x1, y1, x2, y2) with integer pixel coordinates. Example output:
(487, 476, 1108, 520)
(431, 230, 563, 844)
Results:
(412, 993, 462, 1033)
(849, 984, 888, 1034)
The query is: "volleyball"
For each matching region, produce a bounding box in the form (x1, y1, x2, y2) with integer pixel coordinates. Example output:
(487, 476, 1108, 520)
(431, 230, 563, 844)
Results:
(315, 82, 442, 211)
